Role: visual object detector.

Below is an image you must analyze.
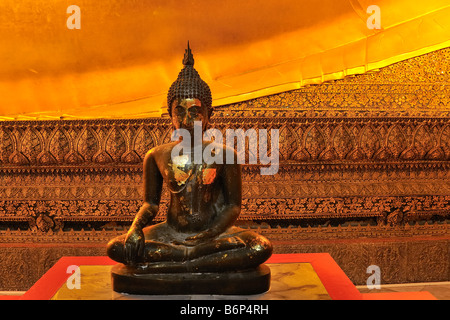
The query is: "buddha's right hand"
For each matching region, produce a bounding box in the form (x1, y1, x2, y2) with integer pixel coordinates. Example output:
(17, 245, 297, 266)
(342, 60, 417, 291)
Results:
(124, 226, 145, 264)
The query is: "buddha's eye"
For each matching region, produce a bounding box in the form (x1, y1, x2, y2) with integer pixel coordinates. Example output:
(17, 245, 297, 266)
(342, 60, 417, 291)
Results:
(189, 106, 200, 115)
(175, 105, 186, 116)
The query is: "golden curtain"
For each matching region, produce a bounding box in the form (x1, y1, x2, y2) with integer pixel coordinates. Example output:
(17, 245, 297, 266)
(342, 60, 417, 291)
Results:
(0, 0, 449, 120)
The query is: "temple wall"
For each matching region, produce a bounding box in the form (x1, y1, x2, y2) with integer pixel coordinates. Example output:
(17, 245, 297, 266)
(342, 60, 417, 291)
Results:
(0, 48, 449, 290)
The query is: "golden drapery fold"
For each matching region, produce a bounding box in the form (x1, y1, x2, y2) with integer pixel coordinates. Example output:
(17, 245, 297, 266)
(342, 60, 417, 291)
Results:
(0, 0, 449, 120)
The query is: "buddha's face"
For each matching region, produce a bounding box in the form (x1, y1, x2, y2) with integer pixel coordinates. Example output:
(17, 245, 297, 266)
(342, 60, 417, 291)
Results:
(171, 98, 209, 133)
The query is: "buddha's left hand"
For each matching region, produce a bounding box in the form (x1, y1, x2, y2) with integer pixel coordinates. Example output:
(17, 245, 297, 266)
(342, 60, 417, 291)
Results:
(176, 230, 217, 246)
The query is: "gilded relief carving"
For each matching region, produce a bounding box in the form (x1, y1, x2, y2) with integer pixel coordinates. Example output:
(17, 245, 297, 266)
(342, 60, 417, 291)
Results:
(0, 119, 449, 166)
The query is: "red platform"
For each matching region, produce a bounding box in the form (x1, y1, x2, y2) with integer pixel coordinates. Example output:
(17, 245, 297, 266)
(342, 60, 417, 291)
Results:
(0, 253, 437, 300)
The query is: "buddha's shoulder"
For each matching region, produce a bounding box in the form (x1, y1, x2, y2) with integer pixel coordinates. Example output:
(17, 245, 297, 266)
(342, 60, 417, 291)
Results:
(144, 142, 179, 160)
(204, 141, 239, 165)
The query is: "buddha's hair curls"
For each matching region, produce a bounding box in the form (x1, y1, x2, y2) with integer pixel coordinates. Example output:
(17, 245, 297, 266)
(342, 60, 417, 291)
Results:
(167, 42, 213, 116)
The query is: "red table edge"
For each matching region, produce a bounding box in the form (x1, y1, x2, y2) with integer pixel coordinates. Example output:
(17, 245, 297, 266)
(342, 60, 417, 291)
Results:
(361, 291, 437, 300)
(17, 253, 362, 300)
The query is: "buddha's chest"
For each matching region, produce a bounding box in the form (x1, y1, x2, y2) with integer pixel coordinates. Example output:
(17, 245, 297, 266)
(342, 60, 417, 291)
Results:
(164, 155, 219, 194)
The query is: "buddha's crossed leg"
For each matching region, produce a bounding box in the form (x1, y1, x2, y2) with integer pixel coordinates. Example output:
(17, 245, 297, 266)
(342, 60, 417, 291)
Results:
(107, 225, 272, 272)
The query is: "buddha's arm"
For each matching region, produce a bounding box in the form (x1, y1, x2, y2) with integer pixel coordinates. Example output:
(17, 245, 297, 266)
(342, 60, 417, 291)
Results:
(131, 149, 163, 229)
(124, 150, 163, 263)
(210, 162, 242, 234)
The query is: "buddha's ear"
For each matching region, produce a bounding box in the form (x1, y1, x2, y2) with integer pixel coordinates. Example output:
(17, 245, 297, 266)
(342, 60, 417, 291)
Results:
(167, 100, 176, 118)
(208, 106, 213, 118)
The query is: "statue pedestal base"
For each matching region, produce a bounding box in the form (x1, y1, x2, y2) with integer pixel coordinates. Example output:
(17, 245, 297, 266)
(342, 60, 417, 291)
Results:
(111, 263, 271, 295)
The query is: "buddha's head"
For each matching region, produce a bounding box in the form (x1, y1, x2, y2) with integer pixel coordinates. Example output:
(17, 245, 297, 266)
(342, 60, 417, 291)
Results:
(167, 42, 212, 133)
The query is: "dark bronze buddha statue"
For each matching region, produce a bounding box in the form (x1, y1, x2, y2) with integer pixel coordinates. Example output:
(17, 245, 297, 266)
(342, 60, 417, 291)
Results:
(107, 43, 272, 294)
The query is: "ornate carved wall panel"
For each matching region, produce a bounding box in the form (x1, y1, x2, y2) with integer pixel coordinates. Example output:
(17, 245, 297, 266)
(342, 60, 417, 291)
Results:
(0, 117, 448, 230)
(0, 48, 449, 290)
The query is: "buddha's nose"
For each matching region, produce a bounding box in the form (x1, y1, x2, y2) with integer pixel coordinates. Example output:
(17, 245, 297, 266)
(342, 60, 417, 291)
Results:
(182, 115, 193, 128)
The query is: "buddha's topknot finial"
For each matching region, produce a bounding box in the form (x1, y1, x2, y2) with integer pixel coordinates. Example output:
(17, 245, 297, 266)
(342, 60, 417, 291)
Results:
(167, 42, 212, 115)
(182, 41, 195, 66)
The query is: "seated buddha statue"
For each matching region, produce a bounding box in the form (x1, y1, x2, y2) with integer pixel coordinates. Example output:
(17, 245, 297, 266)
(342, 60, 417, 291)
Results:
(106, 44, 272, 278)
